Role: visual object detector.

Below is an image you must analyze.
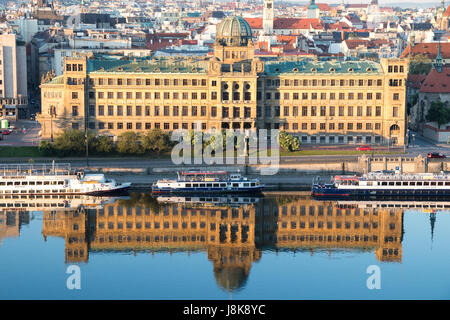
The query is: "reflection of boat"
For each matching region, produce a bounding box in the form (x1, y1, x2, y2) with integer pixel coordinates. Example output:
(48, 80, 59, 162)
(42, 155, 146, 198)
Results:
(156, 195, 261, 207)
(0, 163, 131, 196)
(312, 171, 450, 199)
(0, 194, 129, 211)
(152, 171, 263, 194)
(333, 200, 450, 211)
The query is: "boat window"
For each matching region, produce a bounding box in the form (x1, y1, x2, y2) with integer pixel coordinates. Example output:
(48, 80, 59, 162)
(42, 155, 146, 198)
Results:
(431, 182, 436, 186)
(244, 183, 249, 187)
(395, 182, 401, 186)
(417, 182, 422, 186)
(7, 182, 13, 186)
(200, 184, 205, 188)
(186, 184, 192, 188)
(14, 182, 20, 185)
(0, 182, 5, 186)
(21, 181, 28, 185)
(206, 183, 212, 188)
(389, 182, 394, 186)
(409, 182, 415, 186)
(367, 181, 372, 186)
(29, 181, 35, 185)
(402, 182, 408, 186)
(424, 182, 429, 186)
(382, 182, 387, 186)
(192, 184, 198, 188)
(36, 181, 42, 185)
(438, 182, 443, 186)
(446, 182, 450, 186)
(220, 183, 227, 187)
(58, 181, 64, 185)
(214, 184, 219, 187)
(44, 181, 50, 185)
(251, 183, 255, 187)
(232, 183, 239, 187)
(51, 181, 57, 185)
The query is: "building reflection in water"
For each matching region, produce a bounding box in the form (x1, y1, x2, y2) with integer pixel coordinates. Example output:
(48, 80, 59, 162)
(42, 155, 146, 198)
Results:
(4, 193, 450, 292)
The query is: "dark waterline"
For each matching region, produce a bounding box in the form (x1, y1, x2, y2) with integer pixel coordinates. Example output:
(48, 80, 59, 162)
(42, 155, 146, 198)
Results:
(1, 193, 449, 300)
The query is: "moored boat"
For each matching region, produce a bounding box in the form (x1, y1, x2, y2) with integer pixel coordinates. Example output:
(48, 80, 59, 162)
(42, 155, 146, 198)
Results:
(0, 163, 131, 196)
(152, 171, 264, 194)
(312, 171, 450, 199)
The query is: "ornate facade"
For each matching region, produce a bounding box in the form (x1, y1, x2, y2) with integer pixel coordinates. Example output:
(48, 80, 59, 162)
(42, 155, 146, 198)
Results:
(38, 16, 408, 146)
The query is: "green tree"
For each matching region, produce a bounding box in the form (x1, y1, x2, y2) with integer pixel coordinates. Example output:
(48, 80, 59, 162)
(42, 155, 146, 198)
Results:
(117, 131, 143, 154)
(92, 135, 116, 154)
(38, 140, 55, 156)
(426, 101, 450, 127)
(53, 129, 85, 156)
(142, 129, 172, 156)
(279, 131, 301, 152)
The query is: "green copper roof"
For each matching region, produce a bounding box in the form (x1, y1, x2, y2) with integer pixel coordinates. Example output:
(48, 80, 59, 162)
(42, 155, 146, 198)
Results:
(87, 56, 209, 74)
(263, 58, 383, 75)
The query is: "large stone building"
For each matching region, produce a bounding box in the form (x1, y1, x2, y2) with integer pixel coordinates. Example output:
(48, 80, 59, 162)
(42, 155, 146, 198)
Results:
(38, 16, 408, 146)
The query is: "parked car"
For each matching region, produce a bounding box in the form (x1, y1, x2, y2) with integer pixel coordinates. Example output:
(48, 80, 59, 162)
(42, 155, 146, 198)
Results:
(427, 152, 447, 159)
(356, 145, 372, 151)
(2, 130, 11, 135)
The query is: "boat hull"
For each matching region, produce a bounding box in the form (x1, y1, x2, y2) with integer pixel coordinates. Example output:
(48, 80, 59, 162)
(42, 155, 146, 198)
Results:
(312, 186, 450, 199)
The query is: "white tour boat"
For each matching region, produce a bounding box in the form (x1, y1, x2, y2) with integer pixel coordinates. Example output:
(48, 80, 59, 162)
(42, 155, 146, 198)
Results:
(0, 163, 131, 196)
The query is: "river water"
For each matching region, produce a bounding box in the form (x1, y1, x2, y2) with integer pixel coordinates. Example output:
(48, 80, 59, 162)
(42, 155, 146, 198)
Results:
(1, 193, 449, 300)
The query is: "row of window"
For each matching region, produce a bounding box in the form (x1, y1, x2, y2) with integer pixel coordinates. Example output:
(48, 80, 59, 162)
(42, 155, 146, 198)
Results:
(0, 181, 65, 186)
(93, 91, 210, 101)
(262, 78, 385, 87)
(93, 77, 208, 87)
(259, 92, 390, 101)
(84, 105, 397, 118)
(258, 105, 390, 118)
(279, 221, 383, 230)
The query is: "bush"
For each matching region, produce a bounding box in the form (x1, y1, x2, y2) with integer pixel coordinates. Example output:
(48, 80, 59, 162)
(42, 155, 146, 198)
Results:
(117, 132, 143, 154)
(279, 131, 301, 152)
(92, 135, 115, 154)
(38, 140, 55, 156)
(53, 129, 85, 156)
(142, 129, 172, 156)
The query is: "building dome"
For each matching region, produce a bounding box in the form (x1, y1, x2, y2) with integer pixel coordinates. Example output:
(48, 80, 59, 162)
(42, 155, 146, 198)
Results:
(215, 16, 253, 47)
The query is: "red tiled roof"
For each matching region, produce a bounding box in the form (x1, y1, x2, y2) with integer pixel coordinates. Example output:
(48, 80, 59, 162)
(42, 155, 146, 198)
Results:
(444, 5, 450, 17)
(244, 18, 323, 30)
(400, 43, 450, 59)
(420, 67, 450, 93)
(344, 39, 369, 49)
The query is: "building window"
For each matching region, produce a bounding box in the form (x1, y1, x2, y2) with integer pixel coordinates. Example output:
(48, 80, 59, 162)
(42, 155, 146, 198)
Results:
(117, 106, 123, 116)
(393, 93, 399, 101)
(72, 92, 78, 99)
(117, 123, 123, 130)
(127, 106, 132, 116)
(98, 105, 104, 116)
(72, 106, 78, 116)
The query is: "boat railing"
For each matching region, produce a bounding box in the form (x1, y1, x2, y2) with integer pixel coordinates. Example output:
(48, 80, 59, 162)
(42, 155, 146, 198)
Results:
(362, 174, 450, 182)
(0, 163, 75, 177)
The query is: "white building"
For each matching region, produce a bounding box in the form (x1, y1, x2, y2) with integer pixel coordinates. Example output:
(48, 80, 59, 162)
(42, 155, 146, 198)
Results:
(0, 33, 28, 120)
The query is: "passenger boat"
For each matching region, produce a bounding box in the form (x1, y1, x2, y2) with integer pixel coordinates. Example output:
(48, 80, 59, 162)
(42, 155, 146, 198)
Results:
(312, 170, 450, 199)
(151, 171, 264, 194)
(0, 163, 131, 196)
(156, 194, 261, 207)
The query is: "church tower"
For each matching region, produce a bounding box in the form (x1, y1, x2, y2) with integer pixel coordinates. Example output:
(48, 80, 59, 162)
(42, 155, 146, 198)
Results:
(263, 0, 274, 35)
(307, 0, 320, 19)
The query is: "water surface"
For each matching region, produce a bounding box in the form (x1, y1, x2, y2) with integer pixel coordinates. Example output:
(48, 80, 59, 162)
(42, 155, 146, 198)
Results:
(1, 193, 449, 299)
